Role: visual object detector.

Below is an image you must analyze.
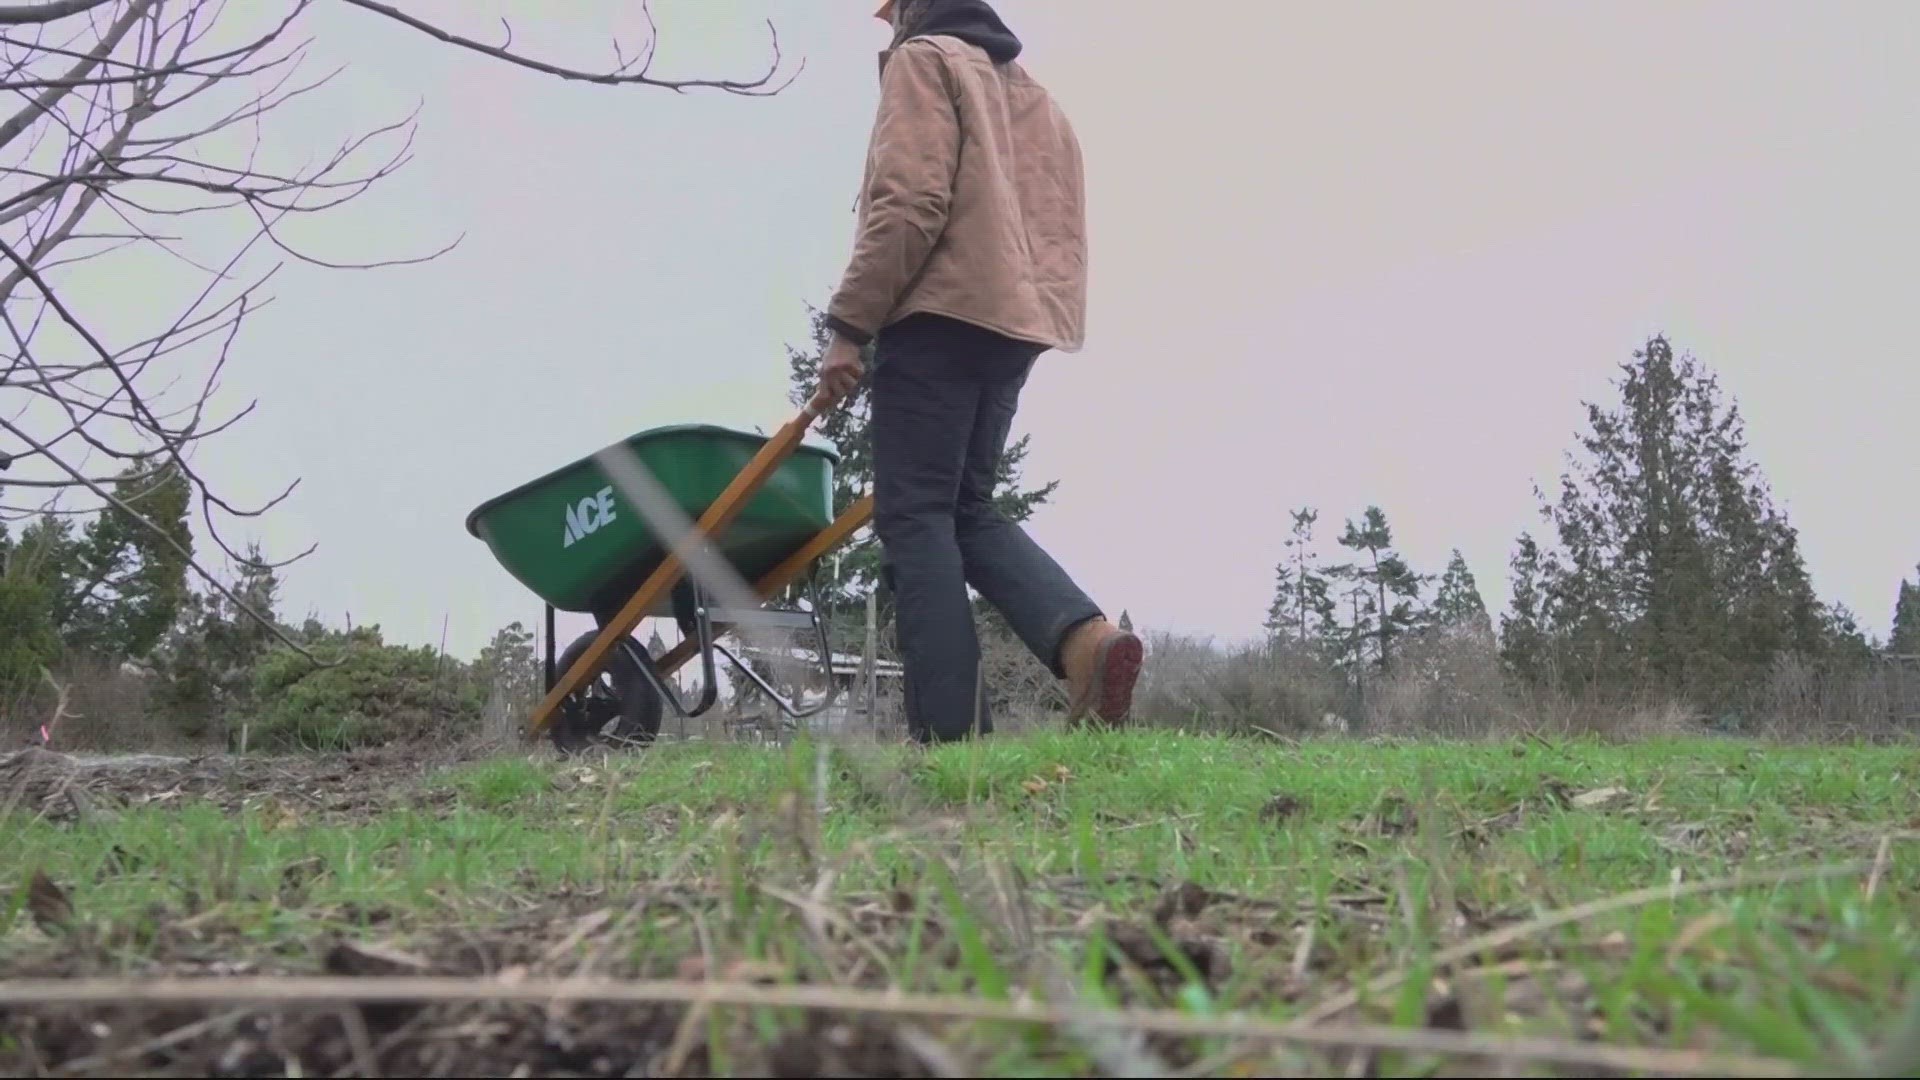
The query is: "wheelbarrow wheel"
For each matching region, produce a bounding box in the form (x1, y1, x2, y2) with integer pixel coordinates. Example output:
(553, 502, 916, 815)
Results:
(548, 631, 665, 755)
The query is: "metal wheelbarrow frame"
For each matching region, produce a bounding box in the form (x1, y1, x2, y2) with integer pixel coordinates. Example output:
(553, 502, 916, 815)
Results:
(467, 406, 872, 752)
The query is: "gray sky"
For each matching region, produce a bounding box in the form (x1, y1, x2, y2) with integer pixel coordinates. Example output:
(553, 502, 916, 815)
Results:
(113, 0, 1920, 657)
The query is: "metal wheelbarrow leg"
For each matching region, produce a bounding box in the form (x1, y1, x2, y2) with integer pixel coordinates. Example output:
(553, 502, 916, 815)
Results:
(624, 497, 873, 727)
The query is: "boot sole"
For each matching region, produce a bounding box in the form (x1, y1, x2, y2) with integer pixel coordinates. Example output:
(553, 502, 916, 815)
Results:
(1073, 631, 1144, 727)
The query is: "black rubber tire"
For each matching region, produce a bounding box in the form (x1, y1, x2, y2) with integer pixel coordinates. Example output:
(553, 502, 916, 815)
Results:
(547, 631, 665, 755)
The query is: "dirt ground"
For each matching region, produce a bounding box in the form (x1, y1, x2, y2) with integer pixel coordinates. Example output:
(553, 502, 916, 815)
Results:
(5, 739, 1912, 1077)
(0, 869, 1400, 1078)
(1, 746, 1316, 1077)
(0, 897, 916, 1078)
(0, 746, 938, 1077)
(0, 745, 464, 826)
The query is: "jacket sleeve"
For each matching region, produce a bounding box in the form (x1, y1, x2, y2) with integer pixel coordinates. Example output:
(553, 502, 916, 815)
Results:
(825, 40, 959, 347)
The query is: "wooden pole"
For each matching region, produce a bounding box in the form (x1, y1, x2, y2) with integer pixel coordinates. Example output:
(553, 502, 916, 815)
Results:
(526, 408, 822, 739)
(864, 589, 878, 724)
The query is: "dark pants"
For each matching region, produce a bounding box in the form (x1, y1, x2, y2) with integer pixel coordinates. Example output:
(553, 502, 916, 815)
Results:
(870, 314, 1105, 744)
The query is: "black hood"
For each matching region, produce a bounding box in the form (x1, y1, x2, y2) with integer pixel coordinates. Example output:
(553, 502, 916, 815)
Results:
(899, 0, 1022, 64)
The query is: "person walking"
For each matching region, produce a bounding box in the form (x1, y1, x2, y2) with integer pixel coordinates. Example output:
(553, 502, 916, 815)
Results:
(809, 0, 1142, 744)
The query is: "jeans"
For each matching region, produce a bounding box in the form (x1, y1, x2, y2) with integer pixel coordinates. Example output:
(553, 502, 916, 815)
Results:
(870, 314, 1105, 744)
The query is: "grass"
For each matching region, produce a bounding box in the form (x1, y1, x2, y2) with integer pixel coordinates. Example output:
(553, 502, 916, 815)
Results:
(3, 730, 1918, 1076)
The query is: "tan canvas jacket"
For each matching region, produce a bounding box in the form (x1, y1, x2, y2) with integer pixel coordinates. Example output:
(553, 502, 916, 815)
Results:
(827, 35, 1087, 354)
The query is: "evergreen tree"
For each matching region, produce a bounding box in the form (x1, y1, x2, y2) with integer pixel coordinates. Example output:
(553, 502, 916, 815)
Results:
(1515, 336, 1831, 698)
(1117, 610, 1133, 633)
(1431, 549, 1492, 639)
(48, 464, 193, 661)
(0, 557, 60, 698)
(786, 306, 1060, 639)
(1263, 507, 1336, 649)
(12, 516, 78, 617)
(1698, 390, 1827, 667)
(1264, 561, 1293, 639)
(475, 622, 541, 704)
(0, 514, 75, 695)
(1330, 577, 1380, 676)
(1823, 603, 1876, 663)
(1892, 567, 1920, 658)
(150, 543, 283, 736)
(1499, 533, 1551, 680)
(1331, 506, 1425, 669)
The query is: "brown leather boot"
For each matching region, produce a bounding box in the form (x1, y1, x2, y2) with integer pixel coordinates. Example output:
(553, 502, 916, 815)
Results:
(1060, 618, 1144, 726)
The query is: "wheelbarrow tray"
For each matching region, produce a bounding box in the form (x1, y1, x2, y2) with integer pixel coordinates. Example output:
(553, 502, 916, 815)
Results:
(465, 424, 838, 618)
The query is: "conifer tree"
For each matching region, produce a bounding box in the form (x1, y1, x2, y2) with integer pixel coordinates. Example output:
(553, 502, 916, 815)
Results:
(1332, 506, 1425, 669)
(55, 464, 193, 660)
(1263, 508, 1336, 648)
(1431, 549, 1492, 639)
(1499, 533, 1551, 680)
(1892, 567, 1920, 658)
(1510, 336, 1833, 698)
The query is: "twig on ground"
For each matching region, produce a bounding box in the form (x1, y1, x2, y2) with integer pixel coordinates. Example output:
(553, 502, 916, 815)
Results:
(0, 975, 1804, 1077)
(1864, 835, 1892, 901)
(1290, 918, 1317, 981)
(892, 1024, 971, 1078)
(335, 1004, 378, 1077)
(758, 879, 895, 984)
(1299, 861, 1869, 1024)
(54, 1009, 251, 1074)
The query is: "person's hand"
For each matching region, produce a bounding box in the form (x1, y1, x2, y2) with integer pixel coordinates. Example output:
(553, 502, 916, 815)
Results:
(808, 333, 867, 414)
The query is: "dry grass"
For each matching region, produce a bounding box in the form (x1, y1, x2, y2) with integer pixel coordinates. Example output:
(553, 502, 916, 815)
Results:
(1749, 654, 1920, 740)
(7, 622, 1916, 762)
(1128, 631, 1917, 745)
(0, 975, 1808, 1077)
(1, 659, 182, 753)
(1133, 634, 1351, 736)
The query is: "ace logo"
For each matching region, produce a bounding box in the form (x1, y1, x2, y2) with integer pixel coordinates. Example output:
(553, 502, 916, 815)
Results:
(563, 486, 618, 548)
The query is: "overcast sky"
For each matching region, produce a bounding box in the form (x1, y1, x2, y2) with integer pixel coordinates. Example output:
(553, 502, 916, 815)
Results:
(94, 0, 1919, 658)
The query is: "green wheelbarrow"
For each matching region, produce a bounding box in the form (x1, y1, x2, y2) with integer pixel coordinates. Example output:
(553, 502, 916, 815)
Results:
(466, 409, 874, 753)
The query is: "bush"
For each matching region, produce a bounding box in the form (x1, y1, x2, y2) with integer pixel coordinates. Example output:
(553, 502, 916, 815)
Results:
(247, 628, 481, 750)
(1134, 633, 1353, 736)
(1359, 629, 1513, 738)
(977, 610, 1065, 725)
(1127, 628, 1729, 743)
(1746, 654, 1920, 741)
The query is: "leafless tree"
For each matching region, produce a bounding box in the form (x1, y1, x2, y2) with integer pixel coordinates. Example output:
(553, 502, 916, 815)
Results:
(0, 0, 793, 645)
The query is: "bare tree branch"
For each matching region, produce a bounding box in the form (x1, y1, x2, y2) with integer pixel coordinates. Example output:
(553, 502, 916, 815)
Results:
(0, 0, 797, 659)
(0, 0, 118, 26)
(334, 0, 800, 95)
(0, 411, 333, 663)
(0, 0, 151, 152)
(1, 12, 292, 89)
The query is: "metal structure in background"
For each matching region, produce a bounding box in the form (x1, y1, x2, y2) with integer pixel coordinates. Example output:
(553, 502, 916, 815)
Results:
(466, 414, 875, 752)
(605, 575, 840, 724)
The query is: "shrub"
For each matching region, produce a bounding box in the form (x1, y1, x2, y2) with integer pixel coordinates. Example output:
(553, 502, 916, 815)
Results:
(247, 628, 481, 750)
(1359, 629, 1513, 738)
(977, 610, 1065, 726)
(1748, 653, 1920, 742)
(1134, 633, 1352, 736)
